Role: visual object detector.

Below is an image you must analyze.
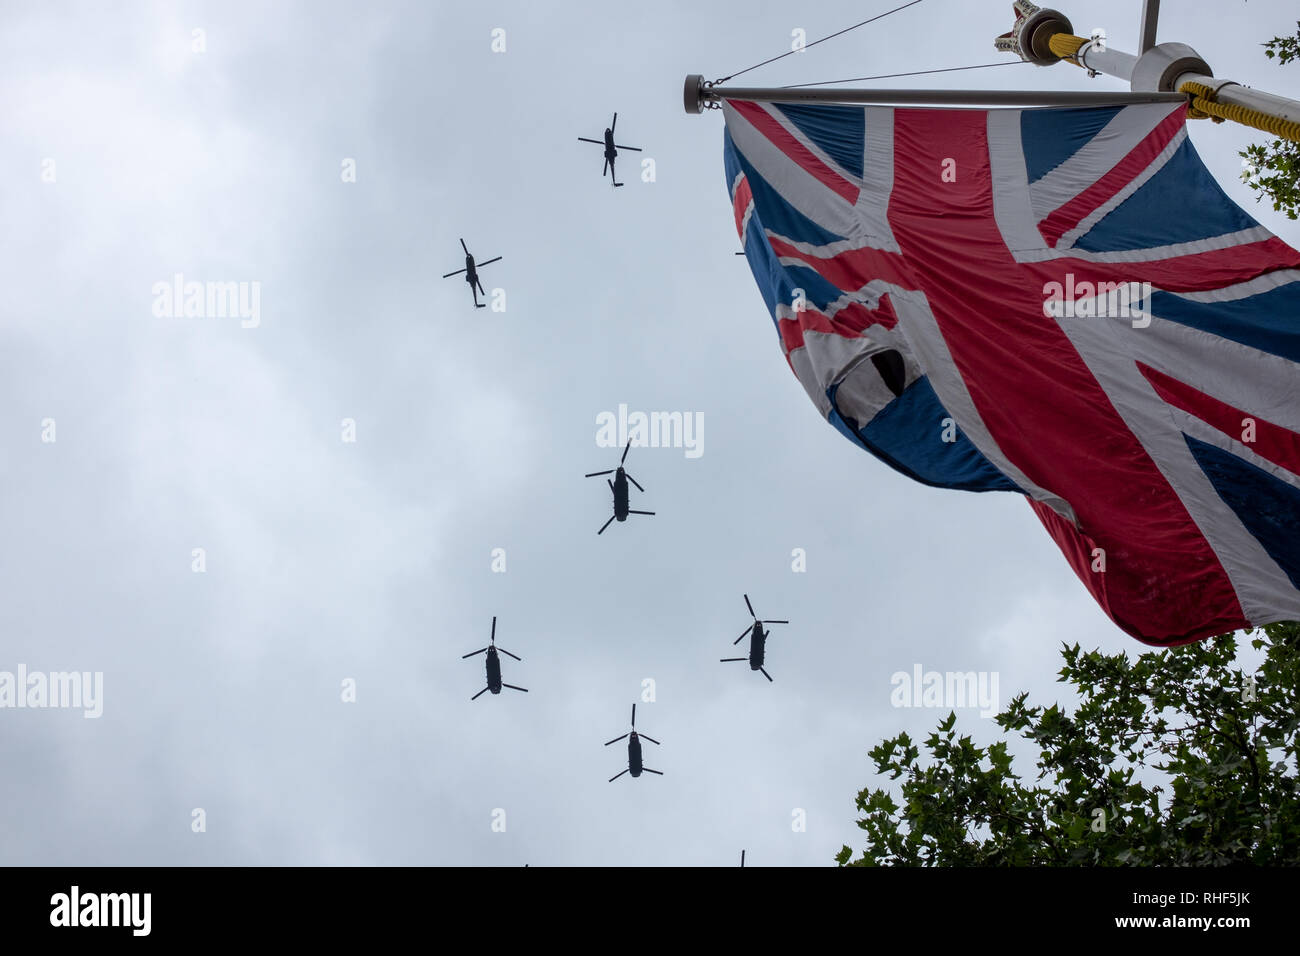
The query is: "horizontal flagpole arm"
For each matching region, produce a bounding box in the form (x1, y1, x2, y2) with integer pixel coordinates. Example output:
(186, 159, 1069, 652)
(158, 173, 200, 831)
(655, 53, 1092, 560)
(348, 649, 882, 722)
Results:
(682, 75, 1184, 113)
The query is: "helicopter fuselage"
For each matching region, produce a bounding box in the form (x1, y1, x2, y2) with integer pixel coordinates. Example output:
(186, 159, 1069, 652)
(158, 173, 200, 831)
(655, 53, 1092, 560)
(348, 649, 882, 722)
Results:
(464, 256, 478, 287)
(485, 645, 502, 693)
(628, 732, 643, 776)
(748, 623, 766, 670)
(603, 128, 617, 162)
(612, 468, 630, 520)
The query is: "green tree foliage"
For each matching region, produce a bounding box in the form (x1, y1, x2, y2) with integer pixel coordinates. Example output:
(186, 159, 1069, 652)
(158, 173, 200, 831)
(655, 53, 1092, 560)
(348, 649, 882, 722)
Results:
(1240, 24, 1300, 219)
(837, 622, 1299, 866)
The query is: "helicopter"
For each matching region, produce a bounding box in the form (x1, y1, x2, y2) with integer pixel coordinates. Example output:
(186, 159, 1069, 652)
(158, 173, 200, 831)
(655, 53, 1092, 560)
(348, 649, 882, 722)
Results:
(720, 594, 788, 682)
(585, 439, 653, 535)
(462, 616, 527, 700)
(577, 112, 641, 187)
(441, 238, 502, 309)
(604, 703, 662, 782)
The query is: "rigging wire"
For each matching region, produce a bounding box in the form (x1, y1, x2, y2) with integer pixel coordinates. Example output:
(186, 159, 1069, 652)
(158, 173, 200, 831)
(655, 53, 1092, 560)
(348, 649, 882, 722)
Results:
(780, 60, 1032, 89)
(713, 0, 925, 85)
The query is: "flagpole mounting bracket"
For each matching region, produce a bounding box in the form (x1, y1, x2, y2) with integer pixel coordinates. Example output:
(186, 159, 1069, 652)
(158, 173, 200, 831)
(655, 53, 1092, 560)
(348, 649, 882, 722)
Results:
(685, 74, 722, 113)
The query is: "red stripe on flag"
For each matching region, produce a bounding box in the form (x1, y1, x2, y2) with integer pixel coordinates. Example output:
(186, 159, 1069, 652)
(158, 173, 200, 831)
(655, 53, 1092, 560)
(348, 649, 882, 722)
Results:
(1139, 362, 1300, 477)
(1053, 238, 1300, 293)
(1038, 106, 1186, 248)
(777, 295, 900, 356)
(732, 175, 754, 241)
(730, 100, 860, 205)
(766, 235, 913, 293)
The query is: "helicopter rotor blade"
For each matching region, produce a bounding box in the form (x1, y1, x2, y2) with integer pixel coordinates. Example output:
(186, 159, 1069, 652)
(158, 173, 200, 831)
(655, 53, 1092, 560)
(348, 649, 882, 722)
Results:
(631, 703, 636, 727)
(471, 686, 489, 701)
(763, 620, 789, 625)
(741, 850, 745, 867)
(608, 769, 628, 782)
(602, 157, 608, 177)
(577, 137, 603, 145)
(720, 657, 746, 662)
(620, 440, 631, 465)
(642, 768, 663, 775)
(628, 510, 654, 516)
(744, 594, 756, 619)
(614, 144, 642, 152)
(611, 112, 617, 132)
(584, 470, 614, 478)
(503, 683, 528, 693)
(626, 474, 645, 493)
(498, 647, 521, 662)
(476, 278, 486, 296)
(477, 256, 502, 268)
(462, 647, 488, 658)
(597, 515, 615, 535)
(760, 668, 773, 682)
(733, 627, 751, 645)
(491, 616, 496, 643)
(604, 733, 629, 746)
(640, 734, 660, 746)
(441, 268, 467, 278)
(607, 479, 614, 494)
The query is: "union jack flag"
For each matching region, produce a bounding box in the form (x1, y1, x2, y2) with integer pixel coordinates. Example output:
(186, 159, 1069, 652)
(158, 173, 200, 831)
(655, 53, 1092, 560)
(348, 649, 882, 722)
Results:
(725, 98, 1300, 645)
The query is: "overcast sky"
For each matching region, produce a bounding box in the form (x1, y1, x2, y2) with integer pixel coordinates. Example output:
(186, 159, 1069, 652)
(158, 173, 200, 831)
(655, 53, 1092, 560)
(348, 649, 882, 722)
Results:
(1, 0, 1296, 866)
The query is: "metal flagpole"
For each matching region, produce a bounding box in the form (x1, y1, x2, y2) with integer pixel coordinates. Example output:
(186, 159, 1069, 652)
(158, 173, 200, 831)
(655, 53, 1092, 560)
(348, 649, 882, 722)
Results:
(994, 1, 1300, 137)
(683, 0, 1300, 141)
(682, 77, 1183, 113)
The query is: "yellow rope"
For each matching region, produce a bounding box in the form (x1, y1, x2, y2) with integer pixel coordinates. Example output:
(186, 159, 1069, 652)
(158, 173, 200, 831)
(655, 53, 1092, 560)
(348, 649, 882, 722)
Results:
(1179, 80, 1300, 143)
(1048, 32, 1086, 68)
(1042, 34, 1300, 143)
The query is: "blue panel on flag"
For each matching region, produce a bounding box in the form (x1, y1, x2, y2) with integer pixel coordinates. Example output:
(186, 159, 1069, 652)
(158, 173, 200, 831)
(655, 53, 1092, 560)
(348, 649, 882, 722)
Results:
(830, 378, 1022, 492)
(1152, 282, 1300, 366)
(773, 103, 865, 179)
(1185, 435, 1300, 590)
(1021, 106, 1122, 184)
(1074, 139, 1259, 252)
(725, 130, 847, 247)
